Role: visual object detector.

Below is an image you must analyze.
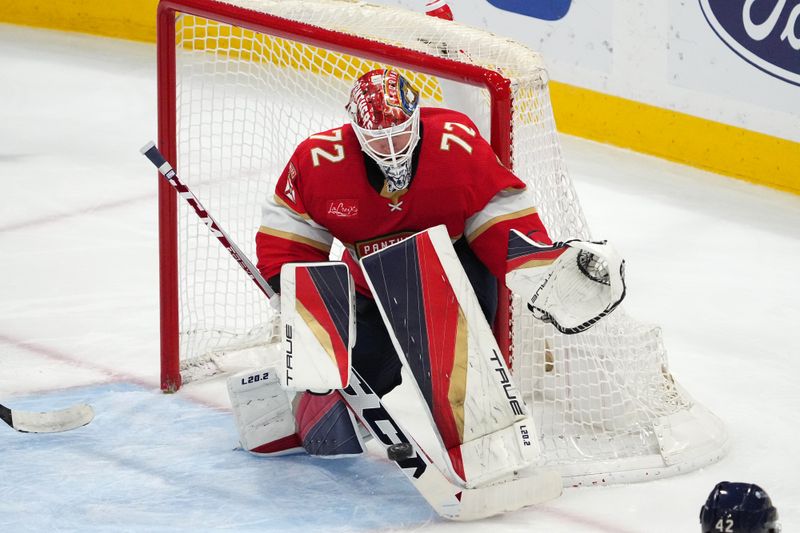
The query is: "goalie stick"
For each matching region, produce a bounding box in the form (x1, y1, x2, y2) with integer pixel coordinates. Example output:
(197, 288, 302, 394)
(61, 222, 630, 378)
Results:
(343, 370, 561, 520)
(0, 402, 94, 433)
(140, 141, 561, 520)
(140, 141, 273, 300)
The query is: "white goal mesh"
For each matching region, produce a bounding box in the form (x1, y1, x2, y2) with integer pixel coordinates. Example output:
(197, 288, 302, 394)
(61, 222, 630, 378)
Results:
(160, 0, 727, 485)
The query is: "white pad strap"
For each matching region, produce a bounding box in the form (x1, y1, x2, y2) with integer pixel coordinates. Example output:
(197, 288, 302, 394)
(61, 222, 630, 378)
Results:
(506, 230, 626, 334)
(226, 368, 301, 456)
(280, 262, 355, 391)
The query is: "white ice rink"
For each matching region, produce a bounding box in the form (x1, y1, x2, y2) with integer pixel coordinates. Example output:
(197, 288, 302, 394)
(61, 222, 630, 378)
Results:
(1, 24, 798, 532)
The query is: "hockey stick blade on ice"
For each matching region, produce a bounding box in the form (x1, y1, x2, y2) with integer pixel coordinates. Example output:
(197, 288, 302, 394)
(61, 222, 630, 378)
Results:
(0, 402, 94, 433)
(343, 371, 561, 521)
(140, 142, 561, 520)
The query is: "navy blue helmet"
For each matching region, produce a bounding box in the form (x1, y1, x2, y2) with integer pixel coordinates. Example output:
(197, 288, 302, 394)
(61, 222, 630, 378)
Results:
(700, 482, 780, 533)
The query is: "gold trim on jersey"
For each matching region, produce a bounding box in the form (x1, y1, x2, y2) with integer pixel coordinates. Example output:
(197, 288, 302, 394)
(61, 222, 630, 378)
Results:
(258, 226, 331, 252)
(466, 207, 538, 243)
(379, 181, 410, 203)
(273, 193, 311, 219)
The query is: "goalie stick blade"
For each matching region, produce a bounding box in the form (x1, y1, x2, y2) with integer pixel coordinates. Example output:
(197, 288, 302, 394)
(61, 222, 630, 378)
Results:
(0, 403, 95, 433)
(453, 469, 562, 521)
(341, 371, 562, 520)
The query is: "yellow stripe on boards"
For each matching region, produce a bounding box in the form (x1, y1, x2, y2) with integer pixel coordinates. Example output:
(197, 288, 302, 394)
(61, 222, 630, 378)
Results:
(4, 1, 795, 194)
(2, 0, 159, 42)
(550, 81, 800, 195)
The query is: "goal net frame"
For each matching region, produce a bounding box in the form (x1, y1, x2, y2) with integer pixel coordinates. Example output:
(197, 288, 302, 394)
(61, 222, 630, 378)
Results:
(157, 0, 517, 391)
(155, 0, 728, 486)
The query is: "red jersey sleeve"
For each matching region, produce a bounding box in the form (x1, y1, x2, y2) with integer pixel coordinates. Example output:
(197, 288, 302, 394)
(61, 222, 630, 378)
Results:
(463, 149, 552, 280)
(256, 153, 333, 284)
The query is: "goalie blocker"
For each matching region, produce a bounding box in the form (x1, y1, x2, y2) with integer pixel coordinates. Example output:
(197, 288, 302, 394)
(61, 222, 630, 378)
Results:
(279, 262, 355, 392)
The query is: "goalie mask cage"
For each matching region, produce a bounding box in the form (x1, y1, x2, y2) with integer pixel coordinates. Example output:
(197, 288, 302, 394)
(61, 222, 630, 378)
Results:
(156, 0, 727, 485)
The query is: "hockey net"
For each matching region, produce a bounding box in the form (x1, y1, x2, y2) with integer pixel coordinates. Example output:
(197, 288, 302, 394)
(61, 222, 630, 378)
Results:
(156, 0, 727, 485)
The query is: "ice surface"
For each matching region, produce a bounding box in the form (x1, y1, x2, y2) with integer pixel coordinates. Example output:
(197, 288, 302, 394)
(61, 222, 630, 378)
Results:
(0, 23, 798, 532)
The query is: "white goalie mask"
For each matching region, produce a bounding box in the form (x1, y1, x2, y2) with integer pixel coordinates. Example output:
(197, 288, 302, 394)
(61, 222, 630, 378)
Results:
(351, 108, 420, 169)
(347, 69, 421, 190)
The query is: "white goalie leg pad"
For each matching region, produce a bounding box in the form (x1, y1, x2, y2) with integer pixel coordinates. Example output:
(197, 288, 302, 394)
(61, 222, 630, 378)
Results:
(454, 467, 562, 521)
(226, 368, 302, 456)
(457, 420, 539, 488)
(280, 262, 355, 391)
(506, 230, 626, 334)
(360, 225, 541, 488)
(343, 368, 562, 521)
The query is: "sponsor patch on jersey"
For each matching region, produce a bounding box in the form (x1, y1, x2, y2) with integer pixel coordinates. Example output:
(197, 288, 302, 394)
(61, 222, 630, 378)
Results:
(355, 231, 415, 258)
(326, 199, 359, 219)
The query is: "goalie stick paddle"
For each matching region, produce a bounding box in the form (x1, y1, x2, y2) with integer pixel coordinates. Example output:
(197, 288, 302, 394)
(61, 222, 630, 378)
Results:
(139, 142, 561, 520)
(0, 402, 94, 433)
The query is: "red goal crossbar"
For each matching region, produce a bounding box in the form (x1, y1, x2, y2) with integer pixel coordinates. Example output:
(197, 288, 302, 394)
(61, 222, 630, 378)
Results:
(155, 0, 515, 391)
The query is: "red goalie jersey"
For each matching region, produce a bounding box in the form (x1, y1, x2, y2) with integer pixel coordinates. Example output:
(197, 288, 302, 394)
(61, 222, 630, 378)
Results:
(257, 107, 551, 295)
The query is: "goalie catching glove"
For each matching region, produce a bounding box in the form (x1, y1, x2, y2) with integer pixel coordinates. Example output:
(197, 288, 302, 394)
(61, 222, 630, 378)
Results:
(506, 230, 626, 334)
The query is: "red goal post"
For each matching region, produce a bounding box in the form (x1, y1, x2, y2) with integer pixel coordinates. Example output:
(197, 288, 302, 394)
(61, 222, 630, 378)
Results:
(156, 0, 518, 393)
(154, 0, 727, 486)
